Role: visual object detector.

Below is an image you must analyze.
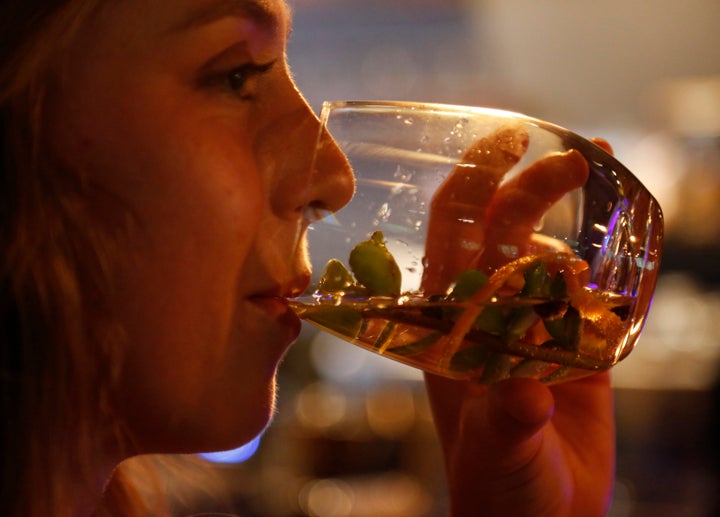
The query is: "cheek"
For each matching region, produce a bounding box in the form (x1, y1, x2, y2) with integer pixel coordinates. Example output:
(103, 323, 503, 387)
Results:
(106, 150, 268, 439)
(75, 116, 267, 381)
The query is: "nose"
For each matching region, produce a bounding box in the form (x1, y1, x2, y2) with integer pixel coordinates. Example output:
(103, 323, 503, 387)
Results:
(264, 88, 354, 221)
(307, 125, 355, 218)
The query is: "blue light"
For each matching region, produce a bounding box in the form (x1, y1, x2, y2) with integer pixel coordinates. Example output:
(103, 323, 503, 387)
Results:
(197, 433, 263, 464)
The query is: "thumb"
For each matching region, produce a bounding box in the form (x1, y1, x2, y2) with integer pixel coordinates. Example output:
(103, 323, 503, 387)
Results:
(483, 377, 555, 443)
(455, 378, 555, 474)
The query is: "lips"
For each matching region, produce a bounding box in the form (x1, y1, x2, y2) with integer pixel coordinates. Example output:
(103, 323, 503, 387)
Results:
(253, 271, 311, 300)
(246, 271, 310, 332)
(247, 273, 310, 334)
(249, 295, 302, 340)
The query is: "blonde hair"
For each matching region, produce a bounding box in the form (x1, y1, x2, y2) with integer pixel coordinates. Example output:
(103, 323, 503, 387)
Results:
(0, 1, 133, 514)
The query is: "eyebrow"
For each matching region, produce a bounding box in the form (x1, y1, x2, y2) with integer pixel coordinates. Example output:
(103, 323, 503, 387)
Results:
(172, 0, 288, 34)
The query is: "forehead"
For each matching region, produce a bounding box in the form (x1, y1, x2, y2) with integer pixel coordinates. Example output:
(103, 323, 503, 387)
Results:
(170, 0, 291, 34)
(81, 0, 291, 44)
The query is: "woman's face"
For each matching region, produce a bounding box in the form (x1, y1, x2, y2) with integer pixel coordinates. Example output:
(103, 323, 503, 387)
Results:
(48, 0, 353, 454)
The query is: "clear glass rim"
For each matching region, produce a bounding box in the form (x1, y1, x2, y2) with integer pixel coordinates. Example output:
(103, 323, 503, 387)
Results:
(320, 99, 571, 137)
(321, 99, 531, 119)
(319, 99, 663, 212)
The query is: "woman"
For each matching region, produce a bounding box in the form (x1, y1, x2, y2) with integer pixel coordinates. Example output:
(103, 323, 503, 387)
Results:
(0, 0, 614, 515)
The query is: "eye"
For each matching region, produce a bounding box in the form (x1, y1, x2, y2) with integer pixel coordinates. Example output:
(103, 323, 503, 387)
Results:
(228, 68, 250, 92)
(225, 60, 276, 98)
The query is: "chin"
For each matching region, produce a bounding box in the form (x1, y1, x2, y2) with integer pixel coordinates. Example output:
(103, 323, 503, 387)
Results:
(200, 378, 280, 454)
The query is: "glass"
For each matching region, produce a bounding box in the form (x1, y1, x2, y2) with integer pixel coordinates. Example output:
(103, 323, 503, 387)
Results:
(292, 101, 664, 384)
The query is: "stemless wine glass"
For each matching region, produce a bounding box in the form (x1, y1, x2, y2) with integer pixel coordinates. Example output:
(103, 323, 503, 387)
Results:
(292, 100, 663, 384)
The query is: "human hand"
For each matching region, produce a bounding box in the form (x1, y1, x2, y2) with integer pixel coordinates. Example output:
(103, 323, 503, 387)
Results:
(422, 128, 616, 516)
(425, 371, 614, 517)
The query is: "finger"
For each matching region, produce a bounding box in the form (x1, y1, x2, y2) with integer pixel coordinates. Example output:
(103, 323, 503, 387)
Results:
(423, 372, 486, 454)
(549, 370, 614, 441)
(484, 377, 554, 441)
(427, 375, 554, 455)
(590, 137, 613, 155)
(479, 149, 589, 270)
(431, 125, 530, 208)
(450, 378, 555, 487)
(422, 126, 529, 294)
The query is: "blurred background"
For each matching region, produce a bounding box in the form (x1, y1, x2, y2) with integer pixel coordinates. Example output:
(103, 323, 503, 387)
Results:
(167, 1, 720, 515)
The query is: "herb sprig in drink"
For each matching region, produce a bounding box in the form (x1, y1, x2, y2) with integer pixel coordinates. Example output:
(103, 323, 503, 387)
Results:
(291, 231, 632, 384)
